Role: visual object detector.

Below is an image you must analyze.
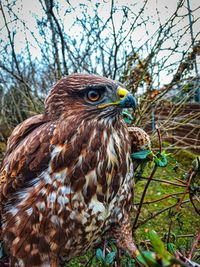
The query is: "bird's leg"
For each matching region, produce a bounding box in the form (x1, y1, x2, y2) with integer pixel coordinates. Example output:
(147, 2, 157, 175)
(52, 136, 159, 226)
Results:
(109, 213, 139, 259)
(50, 258, 58, 267)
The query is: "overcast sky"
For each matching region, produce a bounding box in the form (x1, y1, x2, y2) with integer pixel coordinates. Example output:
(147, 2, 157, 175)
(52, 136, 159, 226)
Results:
(0, 0, 199, 86)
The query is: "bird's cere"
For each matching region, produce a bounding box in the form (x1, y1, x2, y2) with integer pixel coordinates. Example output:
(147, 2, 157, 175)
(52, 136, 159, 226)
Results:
(117, 87, 129, 99)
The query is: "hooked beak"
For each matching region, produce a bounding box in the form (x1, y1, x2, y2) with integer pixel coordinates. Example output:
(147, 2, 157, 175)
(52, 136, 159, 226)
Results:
(117, 87, 137, 109)
(98, 87, 137, 110)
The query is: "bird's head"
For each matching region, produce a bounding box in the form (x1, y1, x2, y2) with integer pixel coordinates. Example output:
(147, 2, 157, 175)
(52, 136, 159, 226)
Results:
(45, 74, 136, 121)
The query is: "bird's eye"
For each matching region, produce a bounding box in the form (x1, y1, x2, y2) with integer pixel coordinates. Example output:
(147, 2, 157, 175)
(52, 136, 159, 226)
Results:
(87, 90, 101, 102)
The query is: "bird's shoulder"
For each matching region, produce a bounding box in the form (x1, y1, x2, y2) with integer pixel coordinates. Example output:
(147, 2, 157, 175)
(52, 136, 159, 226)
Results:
(0, 114, 56, 187)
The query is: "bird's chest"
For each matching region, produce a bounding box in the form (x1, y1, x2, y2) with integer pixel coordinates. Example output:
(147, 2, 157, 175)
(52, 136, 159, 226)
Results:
(49, 125, 130, 202)
(47, 133, 130, 207)
(55, 139, 130, 218)
(42, 124, 133, 254)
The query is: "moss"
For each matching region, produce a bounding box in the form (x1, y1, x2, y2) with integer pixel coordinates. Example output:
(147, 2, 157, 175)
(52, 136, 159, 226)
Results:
(0, 141, 6, 163)
(174, 149, 198, 168)
(0, 141, 6, 152)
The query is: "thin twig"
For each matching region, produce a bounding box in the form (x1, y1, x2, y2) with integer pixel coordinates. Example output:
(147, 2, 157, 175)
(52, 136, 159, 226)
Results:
(177, 234, 194, 238)
(156, 125, 162, 153)
(84, 253, 95, 267)
(132, 164, 157, 230)
(134, 191, 186, 205)
(167, 219, 173, 244)
(135, 199, 191, 229)
(176, 171, 195, 211)
(139, 177, 187, 187)
(189, 193, 200, 215)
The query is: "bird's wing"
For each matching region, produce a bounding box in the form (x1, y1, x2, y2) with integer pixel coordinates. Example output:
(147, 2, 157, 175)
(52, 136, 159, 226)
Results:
(0, 114, 63, 264)
(0, 114, 53, 205)
(6, 114, 45, 152)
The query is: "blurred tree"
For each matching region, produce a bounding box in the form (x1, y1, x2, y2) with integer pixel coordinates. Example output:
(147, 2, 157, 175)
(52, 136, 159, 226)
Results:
(0, 0, 199, 144)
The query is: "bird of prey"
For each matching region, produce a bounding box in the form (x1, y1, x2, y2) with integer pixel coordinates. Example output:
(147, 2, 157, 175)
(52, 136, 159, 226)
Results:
(0, 74, 137, 267)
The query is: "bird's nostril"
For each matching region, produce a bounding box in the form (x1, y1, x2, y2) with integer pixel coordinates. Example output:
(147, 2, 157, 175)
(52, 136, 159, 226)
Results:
(117, 87, 128, 99)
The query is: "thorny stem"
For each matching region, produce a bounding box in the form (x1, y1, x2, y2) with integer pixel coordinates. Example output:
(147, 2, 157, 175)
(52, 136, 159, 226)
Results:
(174, 178, 187, 185)
(188, 231, 200, 260)
(176, 170, 195, 211)
(132, 164, 158, 231)
(139, 177, 187, 187)
(134, 191, 186, 205)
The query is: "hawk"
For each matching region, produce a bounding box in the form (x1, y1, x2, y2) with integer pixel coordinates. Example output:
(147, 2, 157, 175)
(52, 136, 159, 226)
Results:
(0, 74, 137, 266)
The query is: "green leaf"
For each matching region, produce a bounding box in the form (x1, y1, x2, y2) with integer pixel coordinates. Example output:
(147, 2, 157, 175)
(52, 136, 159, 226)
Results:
(109, 242, 117, 252)
(154, 152, 168, 167)
(96, 248, 104, 262)
(105, 251, 116, 265)
(124, 117, 133, 124)
(137, 251, 158, 267)
(167, 243, 176, 255)
(122, 109, 134, 124)
(148, 230, 170, 260)
(127, 258, 135, 267)
(131, 150, 151, 159)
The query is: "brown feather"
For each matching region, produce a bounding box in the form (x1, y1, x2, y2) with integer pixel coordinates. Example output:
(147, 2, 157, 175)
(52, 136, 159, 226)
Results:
(0, 74, 136, 266)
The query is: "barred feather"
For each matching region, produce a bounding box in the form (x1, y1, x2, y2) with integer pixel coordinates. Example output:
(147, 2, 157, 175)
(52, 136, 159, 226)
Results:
(0, 74, 135, 266)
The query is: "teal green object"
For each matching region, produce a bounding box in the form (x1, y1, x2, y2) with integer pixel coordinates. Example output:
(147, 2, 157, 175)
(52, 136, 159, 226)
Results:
(96, 248, 104, 262)
(167, 243, 176, 255)
(131, 150, 151, 160)
(154, 153, 168, 167)
(0, 242, 3, 259)
(124, 117, 132, 124)
(105, 252, 116, 265)
(122, 109, 134, 124)
(0, 241, 5, 260)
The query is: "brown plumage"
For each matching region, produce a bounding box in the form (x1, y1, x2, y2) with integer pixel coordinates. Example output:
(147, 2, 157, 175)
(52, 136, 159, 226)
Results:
(128, 126, 151, 152)
(128, 126, 151, 177)
(0, 74, 138, 266)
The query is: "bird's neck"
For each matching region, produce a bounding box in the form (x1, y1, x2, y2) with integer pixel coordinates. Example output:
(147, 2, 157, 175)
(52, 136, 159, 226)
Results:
(49, 118, 131, 204)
